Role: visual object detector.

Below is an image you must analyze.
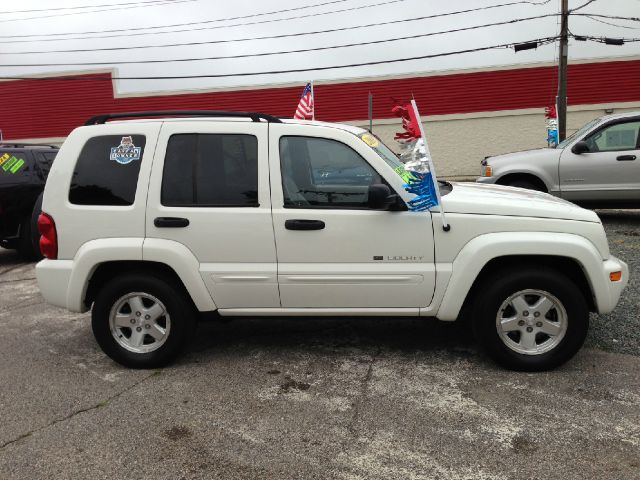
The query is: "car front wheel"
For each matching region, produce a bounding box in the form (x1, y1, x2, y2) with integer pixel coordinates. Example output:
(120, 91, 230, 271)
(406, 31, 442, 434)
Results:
(472, 267, 589, 371)
(92, 273, 196, 368)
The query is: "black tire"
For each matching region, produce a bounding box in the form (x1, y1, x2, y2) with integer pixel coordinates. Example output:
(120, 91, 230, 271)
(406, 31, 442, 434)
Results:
(503, 179, 545, 192)
(471, 267, 589, 371)
(92, 273, 197, 368)
(16, 193, 44, 260)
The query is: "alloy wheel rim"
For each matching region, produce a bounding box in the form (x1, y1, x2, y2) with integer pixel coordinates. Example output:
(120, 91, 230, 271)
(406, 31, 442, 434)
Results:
(495, 289, 567, 355)
(109, 292, 171, 354)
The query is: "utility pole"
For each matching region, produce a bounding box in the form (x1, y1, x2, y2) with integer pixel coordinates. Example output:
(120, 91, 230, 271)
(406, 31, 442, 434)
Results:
(557, 0, 569, 141)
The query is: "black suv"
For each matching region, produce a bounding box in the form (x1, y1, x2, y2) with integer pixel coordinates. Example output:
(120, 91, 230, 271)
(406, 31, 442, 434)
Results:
(0, 143, 58, 259)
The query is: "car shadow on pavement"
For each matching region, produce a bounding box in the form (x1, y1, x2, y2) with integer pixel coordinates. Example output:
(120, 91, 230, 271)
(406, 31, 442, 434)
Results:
(596, 209, 640, 224)
(0, 248, 33, 272)
(185, 315, 479, 364)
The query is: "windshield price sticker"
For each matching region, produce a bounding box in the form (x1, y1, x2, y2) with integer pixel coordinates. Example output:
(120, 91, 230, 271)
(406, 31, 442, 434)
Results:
(360, 133, 380, 148)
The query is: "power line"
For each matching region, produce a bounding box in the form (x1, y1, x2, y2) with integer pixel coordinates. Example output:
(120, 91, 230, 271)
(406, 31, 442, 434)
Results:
(569, 0, 597, 12)
(581, 15, 640, 29)
(0, 0, 552, 42)
(0, 14, 557, 67)
(571, 33, 640, 42)
(0, 0, 367, 39)
(3, 10, 556, 55)
(0, 0, 195, 23)
(0, 0, 185, 14)
(0, 36, 559, 81)
(572, 13, 640, 22)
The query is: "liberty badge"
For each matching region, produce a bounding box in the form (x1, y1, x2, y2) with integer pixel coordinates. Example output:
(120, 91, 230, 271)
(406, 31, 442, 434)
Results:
(110, 136, 142, 165)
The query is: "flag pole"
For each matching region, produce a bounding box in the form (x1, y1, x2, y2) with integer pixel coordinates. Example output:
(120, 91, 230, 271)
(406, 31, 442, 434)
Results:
(310, 81, 315, 121)
(410, 99, 450, 232)
(368, 92, 373, 133)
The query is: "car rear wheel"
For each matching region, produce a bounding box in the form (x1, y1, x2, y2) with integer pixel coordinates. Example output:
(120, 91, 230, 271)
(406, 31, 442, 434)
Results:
(472, 267, 588, 371)
(92, 273, 196, 368)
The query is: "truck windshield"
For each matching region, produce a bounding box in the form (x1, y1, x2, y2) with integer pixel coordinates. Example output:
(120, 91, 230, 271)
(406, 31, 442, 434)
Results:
(357, 132, 415, 182)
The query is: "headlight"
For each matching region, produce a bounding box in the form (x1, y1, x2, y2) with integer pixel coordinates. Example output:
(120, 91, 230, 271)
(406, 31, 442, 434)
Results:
(482, 164, 493, 177)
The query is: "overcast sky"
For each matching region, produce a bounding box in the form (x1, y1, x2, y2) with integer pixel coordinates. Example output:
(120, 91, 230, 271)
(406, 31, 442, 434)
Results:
(0, 0, 638, 95)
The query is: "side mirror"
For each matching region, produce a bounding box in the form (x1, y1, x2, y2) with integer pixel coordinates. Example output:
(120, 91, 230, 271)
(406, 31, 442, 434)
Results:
(368, 184, 398, 210)
(571, 141, 590, 155)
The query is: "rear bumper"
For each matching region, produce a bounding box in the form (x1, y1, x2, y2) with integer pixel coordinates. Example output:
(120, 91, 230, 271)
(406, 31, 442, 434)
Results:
(597, 255, 629, 314)
(35, 259, 85, 312)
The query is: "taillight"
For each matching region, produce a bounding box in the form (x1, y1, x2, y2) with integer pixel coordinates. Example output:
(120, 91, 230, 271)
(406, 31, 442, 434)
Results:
(37, 212, 58, 260)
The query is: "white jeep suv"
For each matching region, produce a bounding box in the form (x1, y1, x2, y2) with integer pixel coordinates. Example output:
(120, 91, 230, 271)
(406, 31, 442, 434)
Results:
(36, 111, 628, 370)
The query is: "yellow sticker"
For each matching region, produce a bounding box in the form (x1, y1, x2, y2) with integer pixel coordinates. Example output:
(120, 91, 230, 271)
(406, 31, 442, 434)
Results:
(360, 133, 379, 148)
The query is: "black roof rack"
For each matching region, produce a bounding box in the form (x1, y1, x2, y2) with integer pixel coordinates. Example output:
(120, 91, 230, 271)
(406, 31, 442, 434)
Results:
(0, 143, 59, 149)
(85, 111, 282, 126)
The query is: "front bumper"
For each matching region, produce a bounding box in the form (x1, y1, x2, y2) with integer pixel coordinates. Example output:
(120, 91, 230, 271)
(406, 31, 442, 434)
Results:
(597, 255, 629, 314)
(476, 176, 497, 184)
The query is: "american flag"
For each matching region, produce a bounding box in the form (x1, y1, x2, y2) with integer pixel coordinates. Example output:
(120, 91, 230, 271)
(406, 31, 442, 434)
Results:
(294, 82, 314, 120)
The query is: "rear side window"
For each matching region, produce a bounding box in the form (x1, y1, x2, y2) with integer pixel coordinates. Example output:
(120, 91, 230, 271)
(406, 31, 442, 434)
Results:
(35, 151, 58, 177)
(161, 133, 258, 207)
(0, 150, 32, 182)
(69, 135, 146, 206)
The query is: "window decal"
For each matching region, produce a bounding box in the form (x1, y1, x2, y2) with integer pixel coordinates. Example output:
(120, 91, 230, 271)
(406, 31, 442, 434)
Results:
(110, 136, 142, 165)
(0, 153, 26, 174)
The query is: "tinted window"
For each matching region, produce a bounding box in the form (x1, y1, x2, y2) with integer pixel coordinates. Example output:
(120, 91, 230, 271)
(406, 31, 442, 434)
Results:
(69, 135, 145, 206)
(161, 134, 258, 207)
(279, 136, 382, 209)
(34, 150, 58, 178)
(35, 151, 58, 178)
(586, 121, 640, 152)
(0, 150, 32, 184)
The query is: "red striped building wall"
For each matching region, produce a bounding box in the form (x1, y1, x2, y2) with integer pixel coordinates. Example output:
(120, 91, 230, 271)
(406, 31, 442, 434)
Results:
(2, 58, 639, 140)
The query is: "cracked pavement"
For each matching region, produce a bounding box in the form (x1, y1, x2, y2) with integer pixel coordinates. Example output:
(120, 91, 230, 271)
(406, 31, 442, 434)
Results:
(0, 211, 639, 479)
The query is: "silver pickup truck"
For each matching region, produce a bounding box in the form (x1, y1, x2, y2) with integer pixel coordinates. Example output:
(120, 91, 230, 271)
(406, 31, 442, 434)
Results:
(477, 111, 640, 208)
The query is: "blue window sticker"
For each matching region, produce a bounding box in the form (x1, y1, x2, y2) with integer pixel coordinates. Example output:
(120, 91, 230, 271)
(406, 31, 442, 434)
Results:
(110, 136, 142, 165)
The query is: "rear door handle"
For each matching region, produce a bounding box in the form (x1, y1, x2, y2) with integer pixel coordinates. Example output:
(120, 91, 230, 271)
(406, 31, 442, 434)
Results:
(154, 217, 190, 228)
(616, 155, 636, 161)
(285, 219, 325, 231)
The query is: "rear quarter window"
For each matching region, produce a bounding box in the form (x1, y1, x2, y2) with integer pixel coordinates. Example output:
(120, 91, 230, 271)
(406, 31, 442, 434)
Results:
(69, 135, 146, 206)
(0, 150, 33, 184)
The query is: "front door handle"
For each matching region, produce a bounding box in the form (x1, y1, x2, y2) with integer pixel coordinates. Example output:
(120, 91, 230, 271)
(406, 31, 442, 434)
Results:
(154, 217, 190, 228)
(616, 155, 636, 161)
(285, 219, 325, 231)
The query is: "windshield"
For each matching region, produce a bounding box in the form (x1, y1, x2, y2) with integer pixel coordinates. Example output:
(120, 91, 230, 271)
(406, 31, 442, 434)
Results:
(556, 117, 601, 149)
(358, 132, 415, 182)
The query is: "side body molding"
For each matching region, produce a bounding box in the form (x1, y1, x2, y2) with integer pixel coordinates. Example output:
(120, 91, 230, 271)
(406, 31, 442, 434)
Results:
(435, 232, 608, 321)
(143, 238, 217, 312)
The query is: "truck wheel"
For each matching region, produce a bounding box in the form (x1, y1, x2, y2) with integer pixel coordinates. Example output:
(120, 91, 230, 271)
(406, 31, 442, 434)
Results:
(92, 273, 196, 368)
(17, 216, 38, 260)
(16, 193, 44, 260)
(472, 268, 588, 371)
(503, 179, 545, 192)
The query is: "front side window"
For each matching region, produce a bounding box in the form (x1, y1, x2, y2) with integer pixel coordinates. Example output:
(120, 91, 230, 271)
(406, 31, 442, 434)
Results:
(585, 121, 640, 152)
(557, 117, 601, 149)
(69, 135, 145, 206)
(161, 133, 258, 207)
(280, 136, 383, 208)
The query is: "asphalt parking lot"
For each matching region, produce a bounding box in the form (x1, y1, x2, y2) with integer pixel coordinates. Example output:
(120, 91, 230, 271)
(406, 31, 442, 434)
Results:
(0, 211, 638, 480)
